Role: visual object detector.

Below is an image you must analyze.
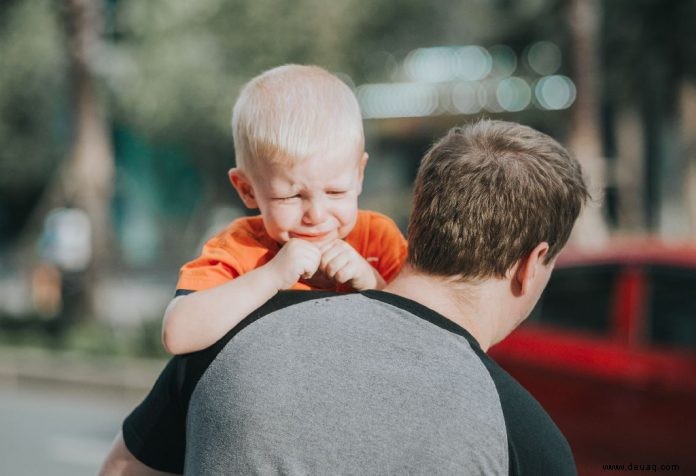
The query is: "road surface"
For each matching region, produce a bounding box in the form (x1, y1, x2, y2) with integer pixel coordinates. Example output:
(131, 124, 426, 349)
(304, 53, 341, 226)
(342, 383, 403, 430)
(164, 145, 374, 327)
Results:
(0, 381, 145, 476)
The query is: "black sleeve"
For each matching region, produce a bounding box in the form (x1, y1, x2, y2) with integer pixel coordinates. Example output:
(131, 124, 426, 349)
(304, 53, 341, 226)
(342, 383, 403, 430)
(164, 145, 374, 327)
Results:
(122, 358, 187, 473)
(480, 355, 577, 476)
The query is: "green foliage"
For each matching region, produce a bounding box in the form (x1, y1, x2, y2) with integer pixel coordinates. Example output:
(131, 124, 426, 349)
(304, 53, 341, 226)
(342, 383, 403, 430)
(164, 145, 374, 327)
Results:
(0, 315, 169, 359)
(105, 0, 552, 197)
(0, 0, 70, 236)
(59, 319, 169, 359)
(602, 0, 696, 104)
(110, 0, 376, 167)
(0, 0, 567, 232)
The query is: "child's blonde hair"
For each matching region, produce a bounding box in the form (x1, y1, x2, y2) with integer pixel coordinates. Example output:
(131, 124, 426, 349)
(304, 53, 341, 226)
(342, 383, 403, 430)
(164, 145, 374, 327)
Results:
(231, 64, 364, 173)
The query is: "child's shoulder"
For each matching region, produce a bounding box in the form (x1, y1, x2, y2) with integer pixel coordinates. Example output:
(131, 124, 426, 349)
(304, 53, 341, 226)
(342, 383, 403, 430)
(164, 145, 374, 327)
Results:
(350, 210, 407, 277)
(351, 210, 405, 245)
(355, 209, 401, 231)
(206, 215, 270, 249)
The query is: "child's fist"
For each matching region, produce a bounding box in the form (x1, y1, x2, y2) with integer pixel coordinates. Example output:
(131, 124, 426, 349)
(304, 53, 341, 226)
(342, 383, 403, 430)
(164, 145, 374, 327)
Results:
(319, 240, 385, 290)
(268, 239, 322, 290)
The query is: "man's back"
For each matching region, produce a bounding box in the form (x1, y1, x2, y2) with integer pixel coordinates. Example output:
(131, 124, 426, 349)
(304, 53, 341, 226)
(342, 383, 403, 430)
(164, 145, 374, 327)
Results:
(188, 292, 506, 474)
(124, 291, 575, 475)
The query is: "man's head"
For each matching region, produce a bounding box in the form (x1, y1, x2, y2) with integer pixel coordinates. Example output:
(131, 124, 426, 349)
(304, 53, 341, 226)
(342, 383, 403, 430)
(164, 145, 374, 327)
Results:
(228, 64, 367, 246)
(408, 120, 589, 281)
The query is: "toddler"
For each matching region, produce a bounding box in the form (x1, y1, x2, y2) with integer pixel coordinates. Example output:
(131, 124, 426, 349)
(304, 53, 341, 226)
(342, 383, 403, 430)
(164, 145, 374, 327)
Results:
(162, 65, 407, 354)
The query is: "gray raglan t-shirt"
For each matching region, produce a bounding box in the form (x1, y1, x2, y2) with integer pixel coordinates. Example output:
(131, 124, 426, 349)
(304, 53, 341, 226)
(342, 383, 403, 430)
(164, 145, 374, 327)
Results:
(123, 290, 576, 475)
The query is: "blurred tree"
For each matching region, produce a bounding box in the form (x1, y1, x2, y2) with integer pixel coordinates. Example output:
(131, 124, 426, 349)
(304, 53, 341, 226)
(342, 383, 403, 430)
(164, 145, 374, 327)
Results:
(102, 0, 482, 246)
(0, 0, 115, 324)
(107, 0, 462, 199)
(106, 0, 568, 207)
(58, 0, 115, 319)
(0, 0, 69, 244)
(603, 0, 696, 237)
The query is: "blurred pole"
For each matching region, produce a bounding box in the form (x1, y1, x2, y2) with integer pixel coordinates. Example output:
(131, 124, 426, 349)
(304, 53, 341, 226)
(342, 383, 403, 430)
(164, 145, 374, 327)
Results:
(682, 82, 696, 236)
(653, 56, 688, 237)
(60, 0, 115, 320)
(567, 0, 609, 245)
(614, 107, 646, 232)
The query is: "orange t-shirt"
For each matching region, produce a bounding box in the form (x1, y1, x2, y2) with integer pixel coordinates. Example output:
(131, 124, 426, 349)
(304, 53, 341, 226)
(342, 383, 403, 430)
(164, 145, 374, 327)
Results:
(177, 210, 408, 292)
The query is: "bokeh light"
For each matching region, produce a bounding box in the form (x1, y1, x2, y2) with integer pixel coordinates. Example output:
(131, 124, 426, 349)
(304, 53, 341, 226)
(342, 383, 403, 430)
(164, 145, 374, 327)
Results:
(357, 82, 439, 118)
(489, 44, 517, 78)
(496, 77, 532, 112)
(451, 81, 483, 114)
(454, 46, 492, 81)
(478, 79, 504, 113)
(403, 47, 458, 83)
(534, 75, 576, 110)
(525, 41, 562, 75)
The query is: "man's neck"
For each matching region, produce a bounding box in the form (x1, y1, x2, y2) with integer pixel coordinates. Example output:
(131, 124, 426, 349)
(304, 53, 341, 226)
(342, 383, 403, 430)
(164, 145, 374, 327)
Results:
(383, 265, 508, 351)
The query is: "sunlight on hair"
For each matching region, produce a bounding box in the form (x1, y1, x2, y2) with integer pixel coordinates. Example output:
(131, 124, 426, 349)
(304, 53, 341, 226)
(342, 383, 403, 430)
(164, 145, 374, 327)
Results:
(232, 65, 364, 170)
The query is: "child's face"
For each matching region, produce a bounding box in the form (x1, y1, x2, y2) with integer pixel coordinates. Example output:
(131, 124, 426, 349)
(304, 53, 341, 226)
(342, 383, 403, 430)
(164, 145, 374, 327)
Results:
(230, 147, 368, 248)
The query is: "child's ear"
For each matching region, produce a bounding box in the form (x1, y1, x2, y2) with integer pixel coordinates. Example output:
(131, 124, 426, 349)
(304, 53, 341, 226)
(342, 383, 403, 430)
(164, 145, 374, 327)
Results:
(228, 168, 258, 209)
(356, 152, 369, 195)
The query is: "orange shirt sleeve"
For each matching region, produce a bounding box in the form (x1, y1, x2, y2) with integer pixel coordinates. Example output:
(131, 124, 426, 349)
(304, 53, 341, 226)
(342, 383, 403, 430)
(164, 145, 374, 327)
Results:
(348, 211, 408, 284)
(176, 217, 276, 292)
(176, 235, 243, 292)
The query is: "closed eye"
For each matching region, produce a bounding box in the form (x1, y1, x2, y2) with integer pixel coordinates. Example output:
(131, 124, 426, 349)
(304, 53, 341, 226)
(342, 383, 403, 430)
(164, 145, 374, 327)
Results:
(273, 195, 300, 202)
(327, 190, 347, 196)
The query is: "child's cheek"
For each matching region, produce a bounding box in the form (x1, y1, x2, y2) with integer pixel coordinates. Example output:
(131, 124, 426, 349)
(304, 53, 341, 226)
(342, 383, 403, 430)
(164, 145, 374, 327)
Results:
(337, 201, 359, 236)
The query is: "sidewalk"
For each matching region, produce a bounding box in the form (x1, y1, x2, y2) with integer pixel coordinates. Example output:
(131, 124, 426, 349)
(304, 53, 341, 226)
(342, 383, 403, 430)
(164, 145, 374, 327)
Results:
(0, 346, 166, 396)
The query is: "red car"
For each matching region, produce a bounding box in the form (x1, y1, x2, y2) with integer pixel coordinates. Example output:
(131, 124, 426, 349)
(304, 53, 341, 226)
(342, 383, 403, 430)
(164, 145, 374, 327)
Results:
(489, 239, 696, 475)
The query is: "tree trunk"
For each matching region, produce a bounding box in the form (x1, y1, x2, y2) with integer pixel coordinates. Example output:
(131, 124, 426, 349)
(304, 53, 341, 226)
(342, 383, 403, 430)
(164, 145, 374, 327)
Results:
(567, 0, 609, 246)
(61, 0, 115, 320)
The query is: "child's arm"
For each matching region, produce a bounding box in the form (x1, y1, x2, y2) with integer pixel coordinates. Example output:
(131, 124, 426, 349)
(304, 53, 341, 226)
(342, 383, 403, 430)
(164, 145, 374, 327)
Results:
(319, 240, 387, 291)
(162, 239, 321, 355)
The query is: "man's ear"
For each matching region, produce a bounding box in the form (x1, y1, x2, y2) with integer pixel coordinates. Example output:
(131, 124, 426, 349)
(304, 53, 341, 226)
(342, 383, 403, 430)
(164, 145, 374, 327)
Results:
(512, 242, 551, 296)
(356, 152, 369, 195)
(228, 168, 258, 209)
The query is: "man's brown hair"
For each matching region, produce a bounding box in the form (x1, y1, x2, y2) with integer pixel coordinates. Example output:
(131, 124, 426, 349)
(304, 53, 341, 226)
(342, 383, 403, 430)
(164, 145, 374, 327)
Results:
(408, 119, 589, 279)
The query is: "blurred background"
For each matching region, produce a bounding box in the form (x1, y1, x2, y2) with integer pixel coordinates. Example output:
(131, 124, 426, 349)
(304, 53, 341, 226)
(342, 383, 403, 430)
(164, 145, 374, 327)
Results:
(0, 0, 695, 474)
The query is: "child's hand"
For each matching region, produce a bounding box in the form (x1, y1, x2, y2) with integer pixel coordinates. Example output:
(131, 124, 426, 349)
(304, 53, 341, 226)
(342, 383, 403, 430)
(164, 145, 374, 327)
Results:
(267, 239, 322, 290)
(319, 240, 386, 290)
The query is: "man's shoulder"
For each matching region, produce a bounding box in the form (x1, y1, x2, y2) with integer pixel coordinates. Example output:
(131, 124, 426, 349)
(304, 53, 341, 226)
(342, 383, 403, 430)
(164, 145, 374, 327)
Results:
(213, 291, 350, 349)
(479, 354, 577, 475)
(255, 290, 344, 316)
(170, 292, 345, 406)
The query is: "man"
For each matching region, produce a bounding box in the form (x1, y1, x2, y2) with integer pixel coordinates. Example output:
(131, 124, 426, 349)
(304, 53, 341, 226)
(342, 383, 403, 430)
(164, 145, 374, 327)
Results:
(101, 120, 588, 475)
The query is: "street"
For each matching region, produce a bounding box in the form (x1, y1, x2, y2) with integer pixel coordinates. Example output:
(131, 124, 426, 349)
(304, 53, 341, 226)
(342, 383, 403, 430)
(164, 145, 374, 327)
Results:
(0, 382, 145, 476)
